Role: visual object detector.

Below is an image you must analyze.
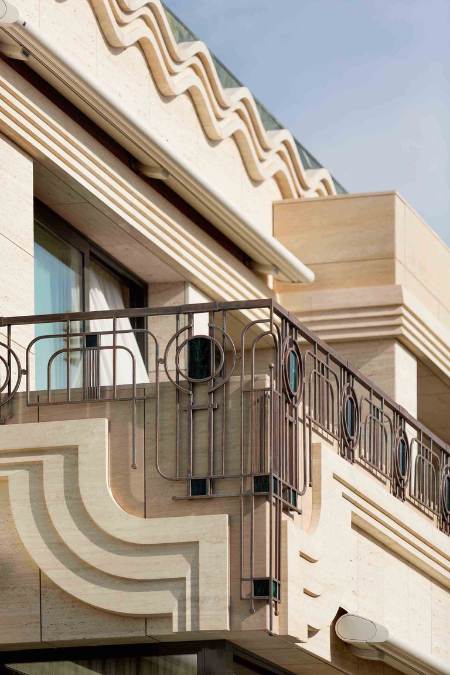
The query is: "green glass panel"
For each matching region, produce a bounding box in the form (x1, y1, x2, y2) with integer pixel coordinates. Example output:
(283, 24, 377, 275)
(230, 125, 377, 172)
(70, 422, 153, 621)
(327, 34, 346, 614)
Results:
(345, 397, 356, 438)
(398, 438, 408, 476)
(288, 351, 299, 392)
(34, 223, 82, 391)
(253, 578, 269, 598)
(253, 475, 270, 493)
(272, 579, 280, 600)
(187, 336, 212, 380)
(190, 478, 208, 496)
(273, 476, 279, 495)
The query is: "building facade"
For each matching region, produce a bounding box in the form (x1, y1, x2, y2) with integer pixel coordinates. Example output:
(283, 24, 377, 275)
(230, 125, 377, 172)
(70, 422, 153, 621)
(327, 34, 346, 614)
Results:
(0, 1, 448, 673)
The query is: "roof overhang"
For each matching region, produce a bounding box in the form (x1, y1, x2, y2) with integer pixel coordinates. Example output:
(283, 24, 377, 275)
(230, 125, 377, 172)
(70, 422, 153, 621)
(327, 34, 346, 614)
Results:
(0, 1, 315, 284)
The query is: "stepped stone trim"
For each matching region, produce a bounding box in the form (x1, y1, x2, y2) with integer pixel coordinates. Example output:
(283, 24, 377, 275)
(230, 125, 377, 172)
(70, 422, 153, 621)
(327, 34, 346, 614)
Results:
(0, 418, 229, 632)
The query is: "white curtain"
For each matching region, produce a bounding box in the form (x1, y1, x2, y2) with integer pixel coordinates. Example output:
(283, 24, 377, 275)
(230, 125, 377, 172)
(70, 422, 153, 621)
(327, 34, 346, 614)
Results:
(88, 262, 149, 386)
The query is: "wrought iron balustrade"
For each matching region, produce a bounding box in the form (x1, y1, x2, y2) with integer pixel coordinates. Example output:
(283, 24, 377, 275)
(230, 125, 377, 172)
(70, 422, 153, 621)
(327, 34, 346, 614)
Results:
(0, 298, 448, 624)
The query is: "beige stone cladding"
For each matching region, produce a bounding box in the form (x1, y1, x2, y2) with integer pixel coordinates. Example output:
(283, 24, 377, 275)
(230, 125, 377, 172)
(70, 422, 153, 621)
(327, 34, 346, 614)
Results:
(0, 60, 272, 304)
(280, 438, 450, 669)
(0, 418, 229, 640)
(4, 0, 326, 237)
(0, 134, 34, 386)
(0, 3, 448, 671)
(274, 192, 450, 435)
(0, 411, 448, 673)
(0, 375, 276, 642)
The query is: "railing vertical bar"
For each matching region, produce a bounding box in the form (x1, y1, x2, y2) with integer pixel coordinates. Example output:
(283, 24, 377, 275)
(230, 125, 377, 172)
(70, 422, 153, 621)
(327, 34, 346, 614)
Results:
(221, 309, 227, 477)
(112, 317, 117, 400)
(7, 324, 11, 399)
(208, 310, 214, 480)
(175, 311, 180, 479)
(131, 355, 137, 469)
(187, 312, 193, 479)
(66, 320, 71, 402)
(0, 299, 446, 549)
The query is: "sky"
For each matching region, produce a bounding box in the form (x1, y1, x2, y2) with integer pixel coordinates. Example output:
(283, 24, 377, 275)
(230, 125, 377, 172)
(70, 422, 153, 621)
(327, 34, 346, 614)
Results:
(165, 0, 450, 246)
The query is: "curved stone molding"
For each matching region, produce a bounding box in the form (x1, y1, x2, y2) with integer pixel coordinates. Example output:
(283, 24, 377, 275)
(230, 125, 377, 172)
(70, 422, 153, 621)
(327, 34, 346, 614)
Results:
(0, 62, 271, 305)
(280, 285, 450, 380)
(0, 418, 229, 632)
(281, 440, 450, 645)
(90, 0, 336, 199)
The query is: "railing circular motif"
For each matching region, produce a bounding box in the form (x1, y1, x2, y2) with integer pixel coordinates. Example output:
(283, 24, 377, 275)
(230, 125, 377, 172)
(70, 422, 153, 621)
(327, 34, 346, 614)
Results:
(175, 334, 225, 384)
(341, 384, 360, 450)
(441, 465, 450, 520)
(164, 325, 236, 393)
(282, 339, 304, 405)
(0, 342, 22, 409)
(394, 428, 410, 486)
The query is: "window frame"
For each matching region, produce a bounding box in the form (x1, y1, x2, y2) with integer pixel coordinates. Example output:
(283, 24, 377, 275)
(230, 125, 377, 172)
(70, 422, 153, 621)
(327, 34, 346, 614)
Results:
(0, 640, 294, 674)
(34, 200, 148, 315)
(34, 200, 148, 364)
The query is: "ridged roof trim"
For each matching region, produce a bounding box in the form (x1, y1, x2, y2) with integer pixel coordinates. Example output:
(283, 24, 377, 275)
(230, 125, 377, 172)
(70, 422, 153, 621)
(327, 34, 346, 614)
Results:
(90, 0, 336, 198)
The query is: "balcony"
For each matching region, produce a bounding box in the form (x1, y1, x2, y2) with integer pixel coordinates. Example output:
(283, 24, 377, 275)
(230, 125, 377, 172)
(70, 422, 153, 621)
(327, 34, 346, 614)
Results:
(0, 298, 448, 629)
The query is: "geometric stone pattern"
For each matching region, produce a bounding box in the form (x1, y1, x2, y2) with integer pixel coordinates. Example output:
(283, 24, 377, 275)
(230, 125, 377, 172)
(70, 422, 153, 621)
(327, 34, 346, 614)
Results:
(0, 418, 229, 635)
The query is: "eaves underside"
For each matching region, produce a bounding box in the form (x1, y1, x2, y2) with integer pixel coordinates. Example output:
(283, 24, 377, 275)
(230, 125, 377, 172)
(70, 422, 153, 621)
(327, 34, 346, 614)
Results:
(0, 0, 318, 283)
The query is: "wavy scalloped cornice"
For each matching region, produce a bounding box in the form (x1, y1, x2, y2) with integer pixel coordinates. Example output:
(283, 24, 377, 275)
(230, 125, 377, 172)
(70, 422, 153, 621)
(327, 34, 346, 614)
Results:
(90, 0, 336, 199)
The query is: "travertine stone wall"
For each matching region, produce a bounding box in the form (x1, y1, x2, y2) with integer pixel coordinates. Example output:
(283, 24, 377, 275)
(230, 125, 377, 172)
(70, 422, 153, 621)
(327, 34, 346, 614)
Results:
(275, 192, 450, 323)
(274, 192, 450, 429)
(0, 481, 40, 644)
(351, 526, 449, 662)
(0, 55, 273, 307)
(394, 195, 450, 329)
(0, 135, 34, 313)
(10, 0, 283, 235)
(0, 134, 34, 389)
(0, 402, 448, 672)
(0, 418, 230, 644)
(281, 439, 450, 670)
(1, 373, 274, 641)
(331, 339, 418, 416)
(418, 361, 450, 443)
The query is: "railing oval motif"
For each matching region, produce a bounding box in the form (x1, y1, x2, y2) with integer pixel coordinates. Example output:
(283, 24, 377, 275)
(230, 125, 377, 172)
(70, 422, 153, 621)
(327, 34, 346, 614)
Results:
(441, 465, 450, 520)
(282, 338, 304, 405)
(0, 342, 22, 411)
(341, 384, 360, 451)
(394, 428, 410, 487)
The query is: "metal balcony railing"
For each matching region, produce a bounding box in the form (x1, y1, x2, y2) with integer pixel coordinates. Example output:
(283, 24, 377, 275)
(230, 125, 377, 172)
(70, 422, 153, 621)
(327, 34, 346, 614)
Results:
(0, 299, 448, 624)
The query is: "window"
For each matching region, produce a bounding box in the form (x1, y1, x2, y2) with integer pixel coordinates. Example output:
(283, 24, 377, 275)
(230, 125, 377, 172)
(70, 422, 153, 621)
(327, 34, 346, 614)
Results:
(34, 221, 83, 390)
(34, 202, 148, 391)
(4, 654, 197, 674)
(0, 643, 286, 675)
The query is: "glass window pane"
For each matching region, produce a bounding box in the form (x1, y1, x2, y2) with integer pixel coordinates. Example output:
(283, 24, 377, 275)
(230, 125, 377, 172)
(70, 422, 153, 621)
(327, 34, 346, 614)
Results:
(6, 654, 197, 675)
(141, 654, 197, 674)
(188, 336, 212, 380)
(34, 222, 83, 391)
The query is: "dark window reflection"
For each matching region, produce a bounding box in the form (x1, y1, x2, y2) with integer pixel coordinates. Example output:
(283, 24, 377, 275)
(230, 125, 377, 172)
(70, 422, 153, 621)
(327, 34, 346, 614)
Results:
(188, 337, 212, 380)
(5, 654, 197, 675)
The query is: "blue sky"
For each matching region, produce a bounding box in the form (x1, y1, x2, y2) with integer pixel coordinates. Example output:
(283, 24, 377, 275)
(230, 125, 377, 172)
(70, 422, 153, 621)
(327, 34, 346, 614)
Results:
(165, 0, 450, 245)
